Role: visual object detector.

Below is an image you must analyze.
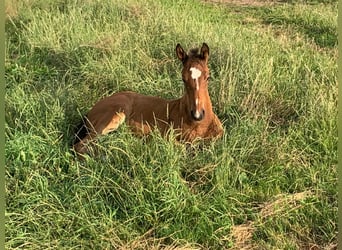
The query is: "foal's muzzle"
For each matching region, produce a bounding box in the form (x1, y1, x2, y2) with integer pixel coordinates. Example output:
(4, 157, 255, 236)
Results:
(191, 109, 205, 121)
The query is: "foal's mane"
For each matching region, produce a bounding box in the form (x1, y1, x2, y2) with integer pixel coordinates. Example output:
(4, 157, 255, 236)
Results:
(188, 47, 202, 59)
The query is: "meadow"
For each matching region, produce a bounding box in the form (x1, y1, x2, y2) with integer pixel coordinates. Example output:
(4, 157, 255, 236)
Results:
(5, 0, 337, 249)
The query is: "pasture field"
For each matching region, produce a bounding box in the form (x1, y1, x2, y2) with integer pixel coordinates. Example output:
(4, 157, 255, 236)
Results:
(5, 0, 337, 249)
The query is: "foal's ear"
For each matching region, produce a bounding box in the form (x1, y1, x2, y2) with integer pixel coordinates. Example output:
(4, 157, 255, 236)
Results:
(176, 43, 188, 63)
(200, 43, 209, 62)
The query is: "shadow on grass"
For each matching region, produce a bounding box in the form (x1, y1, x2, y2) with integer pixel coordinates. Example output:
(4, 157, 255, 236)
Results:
(260, 9, 337, 48)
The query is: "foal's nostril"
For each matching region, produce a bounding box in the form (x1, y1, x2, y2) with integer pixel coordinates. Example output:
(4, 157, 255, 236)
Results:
(191, 109, 205, 121)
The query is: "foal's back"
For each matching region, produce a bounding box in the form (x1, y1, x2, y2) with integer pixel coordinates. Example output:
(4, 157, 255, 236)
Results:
(87, 91, 176, 135)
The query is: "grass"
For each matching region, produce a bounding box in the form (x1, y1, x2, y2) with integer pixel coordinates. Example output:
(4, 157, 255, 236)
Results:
(5, 0, 337, 249)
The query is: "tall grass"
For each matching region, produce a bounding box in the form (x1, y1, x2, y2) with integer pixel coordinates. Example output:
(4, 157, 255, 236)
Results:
(5, 0, 337, 248)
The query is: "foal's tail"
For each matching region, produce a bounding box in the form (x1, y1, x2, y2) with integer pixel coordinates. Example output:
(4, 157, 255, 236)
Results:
(73, 116, 89, 146)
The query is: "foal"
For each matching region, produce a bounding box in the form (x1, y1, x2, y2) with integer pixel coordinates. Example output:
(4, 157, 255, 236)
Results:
(73, 43, 223, 155)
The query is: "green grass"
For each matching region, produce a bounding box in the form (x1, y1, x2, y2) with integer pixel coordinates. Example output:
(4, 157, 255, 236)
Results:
(5, 0, 337, 249)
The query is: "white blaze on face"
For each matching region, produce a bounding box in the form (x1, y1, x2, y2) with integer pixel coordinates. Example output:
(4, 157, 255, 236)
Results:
(190, 67, 202, 119)
(190, 67, 201, 89)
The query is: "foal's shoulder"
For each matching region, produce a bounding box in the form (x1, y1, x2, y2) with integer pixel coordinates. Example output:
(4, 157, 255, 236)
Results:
(207, 114, 224, 138)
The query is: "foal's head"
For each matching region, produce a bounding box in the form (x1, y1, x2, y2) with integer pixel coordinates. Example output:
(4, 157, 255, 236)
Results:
(176, 43, 211, 122)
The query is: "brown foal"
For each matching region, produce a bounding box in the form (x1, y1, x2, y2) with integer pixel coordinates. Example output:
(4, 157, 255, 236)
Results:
(73, 43, 223, 155)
